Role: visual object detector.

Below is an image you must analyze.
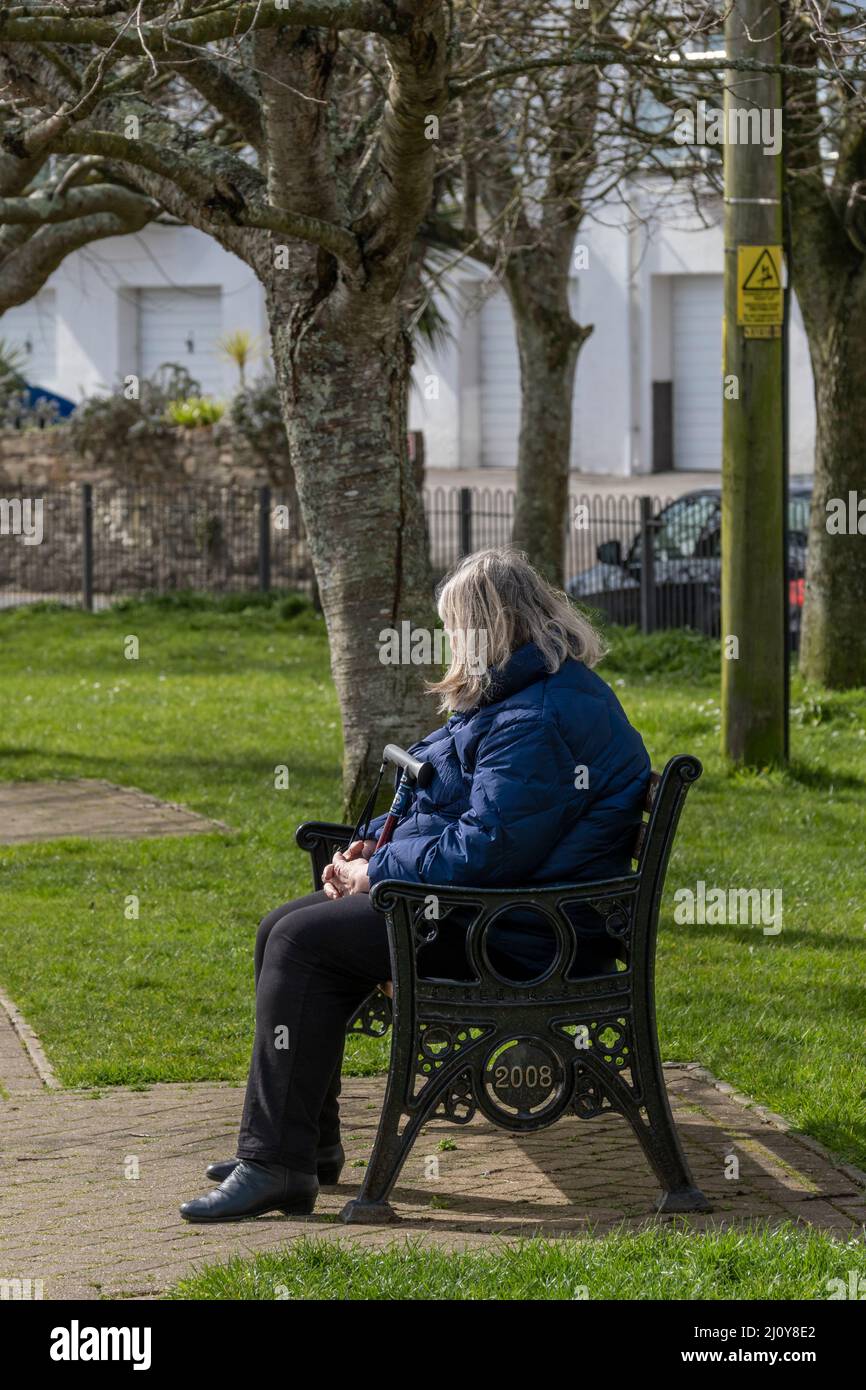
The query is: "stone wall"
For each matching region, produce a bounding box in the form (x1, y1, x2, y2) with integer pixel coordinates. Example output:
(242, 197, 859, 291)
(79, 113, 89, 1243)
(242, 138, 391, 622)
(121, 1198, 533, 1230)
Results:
(0, 426, 430, 604)
(0, 427, 311, 602)
(0, 423, 277, 489)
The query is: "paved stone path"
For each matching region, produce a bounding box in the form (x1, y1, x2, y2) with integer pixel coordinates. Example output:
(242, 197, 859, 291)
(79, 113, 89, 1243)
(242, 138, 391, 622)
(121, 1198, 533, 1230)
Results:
(4, 762, 861, 1299)
(0, 779, 229, 845)
(3, 912, 864, 1300)
(2, 1022, 864, 1299)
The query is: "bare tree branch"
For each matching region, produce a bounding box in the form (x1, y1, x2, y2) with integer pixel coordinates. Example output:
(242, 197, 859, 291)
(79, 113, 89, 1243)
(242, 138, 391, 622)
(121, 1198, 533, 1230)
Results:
(0, 1, 413, 50)
(0, 181, 155, 224)
(355, 0, 448, 291)
(0, 203, 152, 312)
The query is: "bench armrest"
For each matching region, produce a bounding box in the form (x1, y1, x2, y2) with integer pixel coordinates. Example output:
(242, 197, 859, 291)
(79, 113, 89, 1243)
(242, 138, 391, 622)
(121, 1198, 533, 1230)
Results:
(369, 875, 640, 949)
(369, 873, 639, 916)
(369, 875, 639, 987)
(295, 820, 355, 852)
(295, 820, 354, 893)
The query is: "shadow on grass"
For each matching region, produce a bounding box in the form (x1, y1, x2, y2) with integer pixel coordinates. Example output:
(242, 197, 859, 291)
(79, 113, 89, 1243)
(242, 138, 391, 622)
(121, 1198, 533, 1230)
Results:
(659, 921, 865, 952)
(784, 760, 866, 793)
(0, 746, 340, 782)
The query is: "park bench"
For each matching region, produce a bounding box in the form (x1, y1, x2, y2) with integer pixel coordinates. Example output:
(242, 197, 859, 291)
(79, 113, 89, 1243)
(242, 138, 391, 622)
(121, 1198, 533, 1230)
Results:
(296, 752, 710, 1223)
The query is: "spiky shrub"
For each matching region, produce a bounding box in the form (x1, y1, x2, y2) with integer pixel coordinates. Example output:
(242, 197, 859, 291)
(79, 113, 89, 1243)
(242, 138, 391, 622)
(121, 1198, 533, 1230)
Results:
(0, 337, 60, 429)
(68, 363, 201, 470)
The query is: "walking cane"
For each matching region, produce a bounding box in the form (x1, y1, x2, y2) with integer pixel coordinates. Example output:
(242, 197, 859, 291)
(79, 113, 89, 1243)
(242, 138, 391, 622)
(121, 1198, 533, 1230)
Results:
(347, 743, 434, 854)
(346, 745, 434, 1001)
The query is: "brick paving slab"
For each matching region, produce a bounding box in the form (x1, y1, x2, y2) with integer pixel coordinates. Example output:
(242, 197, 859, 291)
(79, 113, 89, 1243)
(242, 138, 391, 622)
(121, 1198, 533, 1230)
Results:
(0, 986, 58, 1092)
(1, 1069, 864, 1300)
(0, 779, 230, 845)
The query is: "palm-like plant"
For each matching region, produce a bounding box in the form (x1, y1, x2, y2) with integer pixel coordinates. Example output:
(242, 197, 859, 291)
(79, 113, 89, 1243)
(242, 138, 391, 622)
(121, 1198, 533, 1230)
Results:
(0, 336, 28, 386)
(0, 336, 30, 422)
(218, 329, 260, 388)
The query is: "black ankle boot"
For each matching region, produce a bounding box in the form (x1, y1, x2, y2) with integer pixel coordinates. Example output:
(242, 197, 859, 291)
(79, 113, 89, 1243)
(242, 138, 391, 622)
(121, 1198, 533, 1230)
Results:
(206, 1141, 344, 1187)
(316, 1141, 345, 1185)
(180, 1160, 317, 1223)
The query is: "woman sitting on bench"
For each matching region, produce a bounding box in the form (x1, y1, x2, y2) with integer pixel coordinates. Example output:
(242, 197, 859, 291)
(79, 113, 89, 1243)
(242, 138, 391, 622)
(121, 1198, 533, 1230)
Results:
(180, 546, 650, 1222)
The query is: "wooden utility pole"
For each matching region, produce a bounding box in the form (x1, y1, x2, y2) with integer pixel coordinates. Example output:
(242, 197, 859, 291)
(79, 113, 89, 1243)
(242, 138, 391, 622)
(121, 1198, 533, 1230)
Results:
(721, 0, 786, 764)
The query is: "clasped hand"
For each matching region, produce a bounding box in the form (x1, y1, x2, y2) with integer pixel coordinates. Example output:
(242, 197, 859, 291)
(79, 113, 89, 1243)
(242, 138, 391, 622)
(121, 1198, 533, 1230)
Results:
(322, 838, 376, 898)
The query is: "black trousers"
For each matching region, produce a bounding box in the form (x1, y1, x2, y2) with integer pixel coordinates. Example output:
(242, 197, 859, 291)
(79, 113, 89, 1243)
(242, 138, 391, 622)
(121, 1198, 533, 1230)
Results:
(235, 891, 470, 1172)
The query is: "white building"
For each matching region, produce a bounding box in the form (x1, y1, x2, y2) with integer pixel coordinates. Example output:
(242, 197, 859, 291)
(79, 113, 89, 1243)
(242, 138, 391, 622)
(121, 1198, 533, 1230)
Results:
(0, 186, 816, 481)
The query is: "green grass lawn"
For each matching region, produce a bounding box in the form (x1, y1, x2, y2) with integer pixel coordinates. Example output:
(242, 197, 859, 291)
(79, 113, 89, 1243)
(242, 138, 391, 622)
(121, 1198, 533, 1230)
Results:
(0, 598, 864, 1168)
(0, 593, 384, 1083)
(167, 1225, 866, 1300)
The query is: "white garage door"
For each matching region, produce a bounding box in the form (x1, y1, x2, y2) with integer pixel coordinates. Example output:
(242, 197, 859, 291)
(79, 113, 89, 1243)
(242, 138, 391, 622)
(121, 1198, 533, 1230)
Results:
(479, 283, 582, 469)
(480, 289, 520, 468)
(672, 275, 723, 471)
(136, 287, 223, 396)
(0, 290, 57, 388)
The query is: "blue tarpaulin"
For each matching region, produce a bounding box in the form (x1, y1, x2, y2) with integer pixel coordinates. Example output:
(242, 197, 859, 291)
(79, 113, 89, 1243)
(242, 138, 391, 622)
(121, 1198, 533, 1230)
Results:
(24, 385, 76, 417)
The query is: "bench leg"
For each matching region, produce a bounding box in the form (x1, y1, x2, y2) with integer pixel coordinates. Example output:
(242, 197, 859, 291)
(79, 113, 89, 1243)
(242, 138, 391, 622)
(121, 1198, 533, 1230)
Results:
(339, 1002, 419, 1225)
(338, 1104, 405, 1223)
(655, 1187, 713, 1214)
(629, 1067, 712, 1213)
(339, 1103, 420, 1224)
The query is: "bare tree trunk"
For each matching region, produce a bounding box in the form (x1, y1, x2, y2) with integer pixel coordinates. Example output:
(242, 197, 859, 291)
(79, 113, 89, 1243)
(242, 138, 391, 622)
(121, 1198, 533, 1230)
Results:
(268, 279, 436, 816)
(507, 253, 591, 587)
(799, 301, 866, 685)
(0, 4, 448, 812)
(785, 10, 866, 688)
(250, 12, 445, 815)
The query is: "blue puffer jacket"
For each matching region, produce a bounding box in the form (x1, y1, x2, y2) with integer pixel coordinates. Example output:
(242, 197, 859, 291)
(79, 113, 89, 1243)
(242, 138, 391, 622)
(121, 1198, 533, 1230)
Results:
(366, 643, 651, 956)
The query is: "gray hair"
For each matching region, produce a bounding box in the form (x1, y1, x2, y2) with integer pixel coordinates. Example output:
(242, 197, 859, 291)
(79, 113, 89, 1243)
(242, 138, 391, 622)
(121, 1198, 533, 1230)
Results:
(428, 547, 606, 713)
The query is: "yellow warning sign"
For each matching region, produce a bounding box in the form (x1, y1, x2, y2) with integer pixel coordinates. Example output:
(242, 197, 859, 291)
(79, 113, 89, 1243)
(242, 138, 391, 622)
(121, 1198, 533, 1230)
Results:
(737, 245, 783, 337)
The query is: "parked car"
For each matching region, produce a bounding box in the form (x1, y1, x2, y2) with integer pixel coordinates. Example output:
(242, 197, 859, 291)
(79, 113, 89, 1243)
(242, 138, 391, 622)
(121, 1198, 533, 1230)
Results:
(567, 484, 812, 643)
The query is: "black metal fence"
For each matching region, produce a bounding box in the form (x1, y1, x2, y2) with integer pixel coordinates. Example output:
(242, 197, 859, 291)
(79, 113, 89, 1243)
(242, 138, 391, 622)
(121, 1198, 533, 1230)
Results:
(427, 485, 720, 635)
(0, 483, 313, 611)
(1, 481, 722, 634)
